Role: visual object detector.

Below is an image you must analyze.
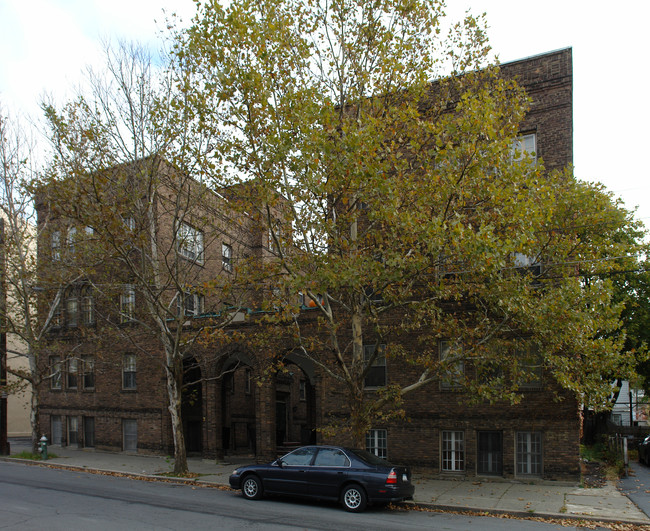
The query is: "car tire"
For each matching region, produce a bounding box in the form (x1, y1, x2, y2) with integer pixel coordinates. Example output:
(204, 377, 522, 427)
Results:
(241, 474, 263, 500)
(640, 453, 646, 465)
(341, 484, 367, 512)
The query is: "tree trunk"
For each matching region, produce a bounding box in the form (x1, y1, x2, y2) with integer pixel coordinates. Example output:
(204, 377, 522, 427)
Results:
(30, 383, 40, 455)
(349, 387, 368, 449)
(166, 360, 188, 475)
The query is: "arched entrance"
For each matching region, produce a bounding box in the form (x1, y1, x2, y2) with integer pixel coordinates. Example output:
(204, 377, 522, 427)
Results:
(274, 352, 318, 453)
(182, 357, 203, 455)
(221, 357, 256, 456)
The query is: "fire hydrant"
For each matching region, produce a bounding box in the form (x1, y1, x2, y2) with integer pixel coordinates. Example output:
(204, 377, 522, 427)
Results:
(38, 435, 48, 460)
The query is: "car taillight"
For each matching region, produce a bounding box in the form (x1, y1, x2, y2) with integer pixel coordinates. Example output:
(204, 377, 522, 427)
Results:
(386, 470, 397, 485)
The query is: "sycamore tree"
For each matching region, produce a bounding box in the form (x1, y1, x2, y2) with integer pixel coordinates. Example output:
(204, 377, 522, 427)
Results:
(39, 41, 251, 473)
(174, 0, 644, 445)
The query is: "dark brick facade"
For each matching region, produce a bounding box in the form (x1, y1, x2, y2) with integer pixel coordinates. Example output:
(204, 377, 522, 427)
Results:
(38, 48, 579, 481)
(501, 48, 573, 172)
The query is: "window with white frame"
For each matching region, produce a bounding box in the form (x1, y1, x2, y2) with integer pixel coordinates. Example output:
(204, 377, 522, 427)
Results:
(222, 242, 233, 272)
(122, 216, 136, 231)
(442, 430, 465, 472)
(177, 221, 204, 263)
(440, 340, 464, 389)
(51, 416, 63, 445)
(49, 298, 63, 329)
(178, 290, 204, 317)
(511, 133, 537, 165)
(82, 355, 95, 390)
(366, 429, 387, 459)
(68, 416, 79, 446)
(268, 228, 275, 253)
(67, 226, 77, 255)
(516, 431, 542, 476)
(81, 286, 95, 326)
(50, 356, 62, 390)
(517, 344, 543, 389)
(123, 419, 138, 452)
(364, 344, 386, 388)
(123, 354, 136, 390)
(120, 285, 136, 323)
(66, 358, 78, 389)
(51, 230, 61, 260)
(66, 292, 79, 328)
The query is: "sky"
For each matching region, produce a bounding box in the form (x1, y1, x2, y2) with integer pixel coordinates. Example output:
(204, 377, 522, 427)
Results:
(1, 0, 649, 229)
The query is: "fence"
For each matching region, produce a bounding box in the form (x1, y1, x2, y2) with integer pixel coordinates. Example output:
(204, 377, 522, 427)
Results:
(608, 434, 629, 475)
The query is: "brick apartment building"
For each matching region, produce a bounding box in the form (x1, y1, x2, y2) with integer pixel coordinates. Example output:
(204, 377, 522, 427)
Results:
(37, 48, 579, 481)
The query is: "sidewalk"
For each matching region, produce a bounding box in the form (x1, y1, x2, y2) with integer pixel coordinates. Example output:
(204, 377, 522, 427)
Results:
(3, 438, 649, 525)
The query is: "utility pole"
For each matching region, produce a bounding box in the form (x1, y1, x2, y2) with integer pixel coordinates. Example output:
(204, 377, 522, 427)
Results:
(0, 218, 9, 455)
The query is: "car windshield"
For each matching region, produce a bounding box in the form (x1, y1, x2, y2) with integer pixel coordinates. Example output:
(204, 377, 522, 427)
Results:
(348, 448, 392, 466)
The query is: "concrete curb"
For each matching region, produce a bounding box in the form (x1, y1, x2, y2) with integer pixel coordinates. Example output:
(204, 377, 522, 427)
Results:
(416, 502, 650, 526)
(3, 455, 649, 526)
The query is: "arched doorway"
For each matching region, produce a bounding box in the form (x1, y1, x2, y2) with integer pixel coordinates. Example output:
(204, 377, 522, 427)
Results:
(182, 357, 203, 455)
(274, 354, 318, 453)
(221, 358, 256, 456)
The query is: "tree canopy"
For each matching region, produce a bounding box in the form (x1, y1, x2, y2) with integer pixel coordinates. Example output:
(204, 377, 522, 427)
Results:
(172, 0, 646, 443)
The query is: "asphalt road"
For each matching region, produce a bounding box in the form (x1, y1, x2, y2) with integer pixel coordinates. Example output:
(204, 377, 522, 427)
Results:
(620, 460, 650, 518)
(0, 461, 599, 530)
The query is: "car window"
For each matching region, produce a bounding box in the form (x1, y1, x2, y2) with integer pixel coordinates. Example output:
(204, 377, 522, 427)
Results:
(313, 448, 350, 467)
(281, 447, 316, 466)
(348, 448, 392, 466)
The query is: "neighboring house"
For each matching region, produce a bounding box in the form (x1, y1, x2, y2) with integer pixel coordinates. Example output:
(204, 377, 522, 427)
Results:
(6, 336, 31, 437)
(1, 216, 34, 438)
(611, 381, 647, 427)
(37, 48, 579, 480)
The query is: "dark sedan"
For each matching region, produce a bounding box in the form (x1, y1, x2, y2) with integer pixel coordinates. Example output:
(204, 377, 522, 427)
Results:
(229, 445, 415, 512)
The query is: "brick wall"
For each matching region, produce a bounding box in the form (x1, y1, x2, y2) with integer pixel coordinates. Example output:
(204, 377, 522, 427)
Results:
(37, 49, 579, 481)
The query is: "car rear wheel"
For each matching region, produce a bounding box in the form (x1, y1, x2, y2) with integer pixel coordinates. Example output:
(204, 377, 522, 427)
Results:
(341, 484, 367, 512)
(241, 474, 263, 500)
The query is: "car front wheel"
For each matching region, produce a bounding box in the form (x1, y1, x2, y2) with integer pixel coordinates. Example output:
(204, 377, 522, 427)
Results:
(341, 484, 367, 512)
(241, 474, 263, 500)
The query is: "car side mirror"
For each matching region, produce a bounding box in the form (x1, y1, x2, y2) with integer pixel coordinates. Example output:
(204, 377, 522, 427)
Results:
(275, 458, 284, 468)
